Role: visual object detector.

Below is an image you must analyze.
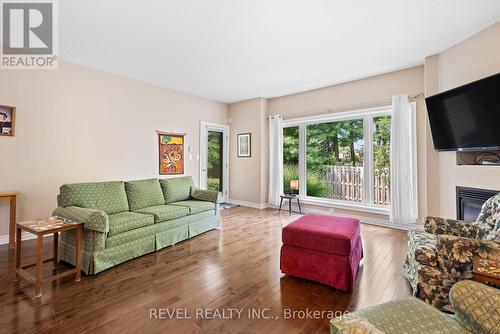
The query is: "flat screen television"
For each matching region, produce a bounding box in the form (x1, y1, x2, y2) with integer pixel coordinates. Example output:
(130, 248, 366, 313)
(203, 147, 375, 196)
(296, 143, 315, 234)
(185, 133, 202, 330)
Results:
(425, 72, 500, 151)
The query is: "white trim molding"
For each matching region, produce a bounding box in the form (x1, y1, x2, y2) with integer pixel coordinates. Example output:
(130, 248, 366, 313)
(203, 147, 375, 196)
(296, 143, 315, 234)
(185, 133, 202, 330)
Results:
(0, 232, 51, 246)
(227, 198, 269, 210)
(199, 121, 230, 202)
(299, 196, 390, 215)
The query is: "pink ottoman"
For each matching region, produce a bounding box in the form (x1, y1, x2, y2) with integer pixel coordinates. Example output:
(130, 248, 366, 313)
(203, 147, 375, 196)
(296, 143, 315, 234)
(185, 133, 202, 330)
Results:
(280, 213, 363, 292)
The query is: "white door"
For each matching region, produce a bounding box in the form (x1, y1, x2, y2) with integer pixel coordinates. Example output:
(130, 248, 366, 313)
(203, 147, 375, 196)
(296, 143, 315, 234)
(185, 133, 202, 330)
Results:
(199, 122, 229, 203)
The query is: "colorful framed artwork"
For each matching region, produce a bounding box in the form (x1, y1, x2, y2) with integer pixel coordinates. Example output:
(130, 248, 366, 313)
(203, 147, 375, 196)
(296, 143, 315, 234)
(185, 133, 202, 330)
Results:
(158, 133, 185, 175)
(0, 105, 15, 136)
(237, 133, 251, 157)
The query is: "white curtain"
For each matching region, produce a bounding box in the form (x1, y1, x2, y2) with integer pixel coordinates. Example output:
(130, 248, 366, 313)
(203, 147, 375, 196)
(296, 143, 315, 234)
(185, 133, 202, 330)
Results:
(390, 95, 418, 225)
(268, 114, 284, 206)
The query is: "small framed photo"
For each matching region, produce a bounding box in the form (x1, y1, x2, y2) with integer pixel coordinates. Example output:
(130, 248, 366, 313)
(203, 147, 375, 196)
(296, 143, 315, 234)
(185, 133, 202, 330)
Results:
(237, 133, 251, 157)
(0, 105, 15, 136)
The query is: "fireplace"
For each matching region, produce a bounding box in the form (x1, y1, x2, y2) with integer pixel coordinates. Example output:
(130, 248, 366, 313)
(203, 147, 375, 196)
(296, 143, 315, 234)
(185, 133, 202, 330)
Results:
(456, 186, 498, 221)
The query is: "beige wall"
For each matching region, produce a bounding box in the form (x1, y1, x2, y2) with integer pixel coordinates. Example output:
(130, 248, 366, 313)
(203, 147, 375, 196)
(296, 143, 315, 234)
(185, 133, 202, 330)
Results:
(228, 98, 268, 206)
(266, 66, 429, 221)
(228, 66, 431, 220)
(425, 21, 500, 218)
(0, 61, 228, 238)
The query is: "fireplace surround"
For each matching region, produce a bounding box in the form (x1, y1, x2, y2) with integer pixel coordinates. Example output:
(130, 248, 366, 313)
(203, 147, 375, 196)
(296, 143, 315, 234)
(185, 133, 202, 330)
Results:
(456, 186, 498, 221)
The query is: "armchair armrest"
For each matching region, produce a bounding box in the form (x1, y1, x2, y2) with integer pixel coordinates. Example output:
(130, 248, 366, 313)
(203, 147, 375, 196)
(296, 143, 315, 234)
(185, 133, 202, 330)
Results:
(450, 280, 500, 334)
(53, 206, 109, 233)
(435, 235, 499, 281)
(191, 187, 220, 203)
(424, 216, 478, 238)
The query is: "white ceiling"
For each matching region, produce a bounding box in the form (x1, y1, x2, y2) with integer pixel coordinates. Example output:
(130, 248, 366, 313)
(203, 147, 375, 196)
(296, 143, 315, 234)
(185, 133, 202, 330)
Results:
(59, 0, 500, 103)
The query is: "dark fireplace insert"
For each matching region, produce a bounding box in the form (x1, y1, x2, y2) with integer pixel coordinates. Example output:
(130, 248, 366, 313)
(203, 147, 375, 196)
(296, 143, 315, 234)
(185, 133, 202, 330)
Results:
(456, 186, 498, 221)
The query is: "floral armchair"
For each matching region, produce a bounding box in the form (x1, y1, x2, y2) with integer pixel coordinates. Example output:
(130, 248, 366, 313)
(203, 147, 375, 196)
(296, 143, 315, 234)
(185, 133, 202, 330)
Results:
(403, 192, 500, 312)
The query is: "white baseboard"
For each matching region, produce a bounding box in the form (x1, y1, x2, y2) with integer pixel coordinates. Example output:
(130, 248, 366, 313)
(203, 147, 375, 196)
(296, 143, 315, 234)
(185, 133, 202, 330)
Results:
(227, 198, 269, 210)
(0, 231, 52, 246)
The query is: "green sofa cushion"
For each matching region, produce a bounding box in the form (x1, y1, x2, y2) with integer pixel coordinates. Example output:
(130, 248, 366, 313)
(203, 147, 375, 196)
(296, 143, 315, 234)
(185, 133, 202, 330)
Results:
(450, 280, 500, 334)
(106, 223, 158, 248)
(108, 212, 154, 236)
(60, 181, 129, 214)
(170, 200, 215, 214)
(337, 297, 470, 333)
(160, 176, 194, 203)
(125, 178, 165, 211)
(134, 204, 189, 223)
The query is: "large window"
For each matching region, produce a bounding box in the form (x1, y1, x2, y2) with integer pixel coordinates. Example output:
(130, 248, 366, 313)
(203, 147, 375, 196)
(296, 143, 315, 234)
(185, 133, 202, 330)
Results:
(373, 116, 391, 204)
(282, 107, 391, 210)
(306, 119, 364, 200)
(283, 126, 299, 194)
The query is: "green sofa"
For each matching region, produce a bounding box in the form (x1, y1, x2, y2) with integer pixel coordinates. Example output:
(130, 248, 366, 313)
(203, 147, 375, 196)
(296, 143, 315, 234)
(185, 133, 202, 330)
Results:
(53, 176, 220, 275)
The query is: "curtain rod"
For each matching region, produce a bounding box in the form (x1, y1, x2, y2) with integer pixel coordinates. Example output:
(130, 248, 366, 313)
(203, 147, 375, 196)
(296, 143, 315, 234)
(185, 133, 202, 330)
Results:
(282, 92, 424, 120)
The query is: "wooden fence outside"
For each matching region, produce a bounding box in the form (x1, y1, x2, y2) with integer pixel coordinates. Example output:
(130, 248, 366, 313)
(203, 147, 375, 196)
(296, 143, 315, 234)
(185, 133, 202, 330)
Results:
(322, 166, 390, 205)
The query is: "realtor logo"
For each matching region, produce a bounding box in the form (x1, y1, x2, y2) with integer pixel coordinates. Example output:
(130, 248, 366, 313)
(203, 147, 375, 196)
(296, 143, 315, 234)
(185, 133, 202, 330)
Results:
(1, 0, 58, 69)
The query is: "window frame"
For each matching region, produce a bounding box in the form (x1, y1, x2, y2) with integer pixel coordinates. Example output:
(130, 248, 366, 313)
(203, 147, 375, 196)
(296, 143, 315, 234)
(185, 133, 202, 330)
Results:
(282, 105, 392, 215)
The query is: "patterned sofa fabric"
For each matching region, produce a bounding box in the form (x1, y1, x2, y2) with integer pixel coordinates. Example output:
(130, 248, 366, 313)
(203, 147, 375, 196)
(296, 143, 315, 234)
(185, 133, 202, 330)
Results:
(107, 211, 154, 236)
(133, 204, 189, 223)
(53, 206, 109, 233)
(124, 178, 165, 211)
(330, 297, 471, 334)
(450, 280, 500, 334)
(436, 235, 500, 282)
(424, 217, 478, 239)
(476, 192, 500, 241)
(60, 181, 129, 214)
(330, 315, 383, 334)
(191, 187, 220, 203)
(160, 176, 194, 203)
(55, 176, 221, 275)
(404, 192, 500, 312)
(170, 200, 215, 215)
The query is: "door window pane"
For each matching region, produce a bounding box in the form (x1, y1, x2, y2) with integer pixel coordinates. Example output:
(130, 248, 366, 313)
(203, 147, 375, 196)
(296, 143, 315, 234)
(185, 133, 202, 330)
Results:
(207, 131, 223, 192)
(306, 120, 364, 201)
(283, 126, 299, 194)
(373, 116, 391, 205)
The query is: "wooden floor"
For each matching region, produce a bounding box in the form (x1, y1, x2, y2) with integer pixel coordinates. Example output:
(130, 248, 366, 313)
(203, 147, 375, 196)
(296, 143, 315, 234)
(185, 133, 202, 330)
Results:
(0, 207, 411, 334)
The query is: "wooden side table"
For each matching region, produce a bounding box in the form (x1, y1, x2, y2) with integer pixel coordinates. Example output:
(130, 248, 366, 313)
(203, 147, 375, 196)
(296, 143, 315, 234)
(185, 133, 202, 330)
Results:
(279, 194, 302, 214)
(15, 217, 83, 297)
(0, 191, 20, 250)
(473, 256, 500, 285)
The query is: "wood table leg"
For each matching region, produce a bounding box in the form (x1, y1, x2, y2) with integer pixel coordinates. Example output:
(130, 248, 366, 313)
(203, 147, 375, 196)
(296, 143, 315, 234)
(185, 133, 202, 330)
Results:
(297, 198, 302, 213)
(53, 232, 58, 269)
(15, 226, 22, 282)
(75, 225, 83, 282)
(279, 197, 283, 212)
(35, 235, 43, 297)
(288, 198, 292, 215)
(9, 195, 17, 250)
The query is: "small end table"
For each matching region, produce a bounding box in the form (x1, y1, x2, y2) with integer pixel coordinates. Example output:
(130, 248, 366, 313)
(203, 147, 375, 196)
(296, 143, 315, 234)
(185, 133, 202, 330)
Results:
(0, 191, 20, 250)
(473, 256, 499, 285)
(15, 217, 83, 297)
(279, 194, 302, 214)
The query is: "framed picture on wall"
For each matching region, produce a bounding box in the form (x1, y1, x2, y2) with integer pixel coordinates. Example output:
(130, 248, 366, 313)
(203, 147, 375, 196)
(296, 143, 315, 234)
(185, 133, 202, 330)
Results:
(158, 132, 185, 175)
(237, 133, 251, 157)
(0, 105, 15, 136)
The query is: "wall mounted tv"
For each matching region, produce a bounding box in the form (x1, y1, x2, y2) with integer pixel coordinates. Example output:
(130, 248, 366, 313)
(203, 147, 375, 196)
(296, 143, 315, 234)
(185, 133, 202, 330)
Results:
(425, 72, 500, 152)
